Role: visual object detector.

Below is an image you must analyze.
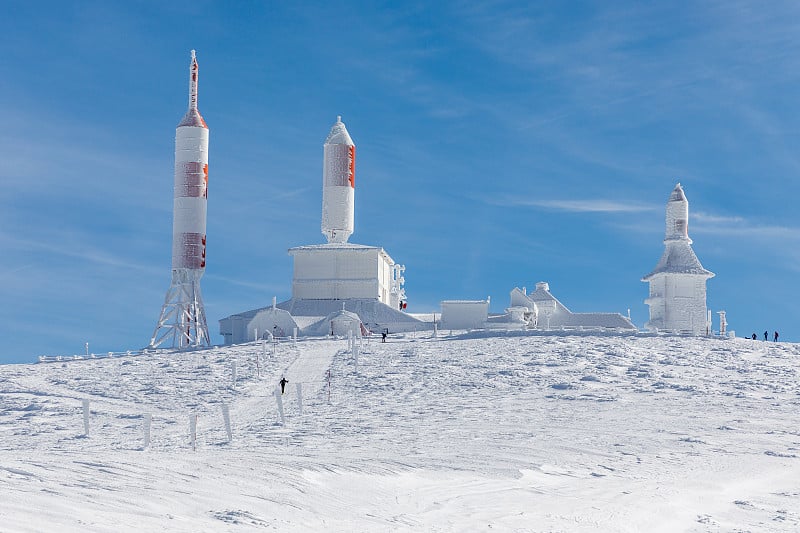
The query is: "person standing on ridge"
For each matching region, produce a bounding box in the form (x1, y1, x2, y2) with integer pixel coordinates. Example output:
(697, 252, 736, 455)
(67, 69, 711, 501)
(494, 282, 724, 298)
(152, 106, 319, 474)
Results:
(279, 377, 289, 394)
(764, 330, 769, 341)
(774, 331, 779, 342)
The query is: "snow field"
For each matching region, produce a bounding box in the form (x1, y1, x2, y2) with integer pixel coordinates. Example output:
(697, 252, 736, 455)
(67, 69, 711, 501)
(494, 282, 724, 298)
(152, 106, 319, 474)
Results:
(1, 333, 799, 531)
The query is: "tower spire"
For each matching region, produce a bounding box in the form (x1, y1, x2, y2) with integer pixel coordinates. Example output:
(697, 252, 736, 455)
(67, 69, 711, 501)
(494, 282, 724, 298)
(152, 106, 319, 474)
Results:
(178, 50, 206, 128)
(189, 49, 198, 111)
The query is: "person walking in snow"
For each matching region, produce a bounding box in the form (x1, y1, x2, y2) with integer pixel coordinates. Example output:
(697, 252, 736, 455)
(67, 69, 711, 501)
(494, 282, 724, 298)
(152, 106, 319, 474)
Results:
(279, 377, 288, 394)
(764, 330, 769, 341)
(774, 331, 779, 342)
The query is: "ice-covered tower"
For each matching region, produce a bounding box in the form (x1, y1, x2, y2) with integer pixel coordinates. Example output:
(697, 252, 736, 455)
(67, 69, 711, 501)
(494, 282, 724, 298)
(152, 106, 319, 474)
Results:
(642, 183, 714, 335)
(321, 116, 355, 244)
(150, 50, 211, 349)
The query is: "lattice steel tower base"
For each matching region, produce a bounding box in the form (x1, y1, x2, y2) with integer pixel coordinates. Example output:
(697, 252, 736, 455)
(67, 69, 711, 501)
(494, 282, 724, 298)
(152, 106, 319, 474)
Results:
(150, 270, 210, 349)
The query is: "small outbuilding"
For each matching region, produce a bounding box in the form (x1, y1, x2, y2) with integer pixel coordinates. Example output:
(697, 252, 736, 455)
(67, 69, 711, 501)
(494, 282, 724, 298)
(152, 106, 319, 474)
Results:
(247, 307, 298, 339)
(306, 309, 364, 337)
(508, 282, 636, 330)
(440, 300, 490, 330)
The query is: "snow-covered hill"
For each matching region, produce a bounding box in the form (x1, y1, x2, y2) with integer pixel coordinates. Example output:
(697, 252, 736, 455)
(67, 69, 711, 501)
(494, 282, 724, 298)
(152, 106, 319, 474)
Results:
(1, 333, 799, 531)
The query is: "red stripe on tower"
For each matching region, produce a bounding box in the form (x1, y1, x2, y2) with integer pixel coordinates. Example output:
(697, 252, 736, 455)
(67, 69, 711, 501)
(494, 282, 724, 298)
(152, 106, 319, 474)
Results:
(348, 145, 355, 188)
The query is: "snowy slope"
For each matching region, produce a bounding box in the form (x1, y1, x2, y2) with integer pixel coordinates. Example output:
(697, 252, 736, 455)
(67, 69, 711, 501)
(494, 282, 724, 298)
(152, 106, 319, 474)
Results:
(1, 333, 799, 531)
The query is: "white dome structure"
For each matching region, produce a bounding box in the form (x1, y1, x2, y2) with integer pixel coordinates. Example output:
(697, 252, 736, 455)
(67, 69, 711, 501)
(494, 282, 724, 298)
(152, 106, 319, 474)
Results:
(247, 307, 298, 339)
(306, 309, 364, 337)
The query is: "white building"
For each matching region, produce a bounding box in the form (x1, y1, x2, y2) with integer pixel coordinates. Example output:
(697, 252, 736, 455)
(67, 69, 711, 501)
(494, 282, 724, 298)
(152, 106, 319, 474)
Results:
(289, 243, 403, 308)
(219, 117, 423, 344)
(642, 183, 714, 335)
(506, 282, 636, 330)
(440, 300, 490, 330)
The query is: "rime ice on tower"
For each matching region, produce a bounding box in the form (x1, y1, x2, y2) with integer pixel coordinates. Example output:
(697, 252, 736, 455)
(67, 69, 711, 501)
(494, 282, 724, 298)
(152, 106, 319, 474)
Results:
(321, 116, 355, 244)
(642, 183, 714, 335)
(218, 116, 422, 344)
(150, 50, 210, 349)
(289, 117, 405, 311)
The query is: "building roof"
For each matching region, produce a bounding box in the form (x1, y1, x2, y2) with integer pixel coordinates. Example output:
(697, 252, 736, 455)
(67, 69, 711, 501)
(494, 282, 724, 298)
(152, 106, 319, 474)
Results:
(642, 241, 715, 280)
(507, 282, 637, 330)
(289, 243, 380, 252)
(560, 313, 636, 329)
(526, 284, 571, 314)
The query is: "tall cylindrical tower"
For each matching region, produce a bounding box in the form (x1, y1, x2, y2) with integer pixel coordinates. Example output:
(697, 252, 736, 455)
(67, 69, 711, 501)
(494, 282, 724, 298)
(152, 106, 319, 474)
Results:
(321, 116, 355, 244)
(150, 50, 211, 349)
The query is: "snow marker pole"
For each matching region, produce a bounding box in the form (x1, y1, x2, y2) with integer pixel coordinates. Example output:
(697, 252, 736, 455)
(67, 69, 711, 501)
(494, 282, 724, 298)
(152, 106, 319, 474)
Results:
(275, 386, 286, 425)
(189, 413, 198, 451)
(231, 360, 237, 389)
(221, 403, 232, 442)
(143, 413, 152, 449)
(296, 382, 303, 415)
(81, 399, 90, 437)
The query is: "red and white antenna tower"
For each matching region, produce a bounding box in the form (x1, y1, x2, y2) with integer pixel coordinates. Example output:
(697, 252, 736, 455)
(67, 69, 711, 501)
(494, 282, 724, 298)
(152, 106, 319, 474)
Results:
(321, 115, 355, 244)
(150, 50, 210, 349)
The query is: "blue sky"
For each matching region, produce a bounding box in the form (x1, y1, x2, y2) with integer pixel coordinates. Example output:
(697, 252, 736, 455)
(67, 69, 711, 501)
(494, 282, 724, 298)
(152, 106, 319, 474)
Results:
(1, 1, 799, 363)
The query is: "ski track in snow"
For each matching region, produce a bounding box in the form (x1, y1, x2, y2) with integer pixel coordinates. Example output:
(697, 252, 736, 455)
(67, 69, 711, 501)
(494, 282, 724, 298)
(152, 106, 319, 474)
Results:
(1, 334, 799, 531)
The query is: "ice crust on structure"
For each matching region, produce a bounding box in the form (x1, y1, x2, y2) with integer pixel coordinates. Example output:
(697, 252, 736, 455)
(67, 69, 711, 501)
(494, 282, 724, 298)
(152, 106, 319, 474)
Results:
(321, 116, 355, 244)
(324, 117, 353, 145)
(150, 50, 210, 349)
(643, 244, 713, 277)
(642, 183, 714, 335)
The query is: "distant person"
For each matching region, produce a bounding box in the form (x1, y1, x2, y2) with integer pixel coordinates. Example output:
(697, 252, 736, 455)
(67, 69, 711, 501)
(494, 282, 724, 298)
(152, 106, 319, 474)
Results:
(764, 330, 769, 341)
(381, 332, 387, 343)
(279, 377, 288, 394)
(752, 333, 757, 340)
(774, 331, 779, 342)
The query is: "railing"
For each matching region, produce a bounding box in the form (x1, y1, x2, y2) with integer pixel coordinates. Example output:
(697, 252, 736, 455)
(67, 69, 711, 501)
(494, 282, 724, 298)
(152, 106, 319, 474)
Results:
(38, 349, 156, 363)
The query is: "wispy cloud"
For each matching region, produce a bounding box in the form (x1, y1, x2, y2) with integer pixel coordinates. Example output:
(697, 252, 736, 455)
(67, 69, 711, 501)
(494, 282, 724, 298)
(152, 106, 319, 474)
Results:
(692, 212, 800, 239)
(490, 196, 656, 213)
(204, 273, 287, 293)
(0, 229, 160, 274)
(693, 212, 745, 225)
